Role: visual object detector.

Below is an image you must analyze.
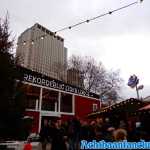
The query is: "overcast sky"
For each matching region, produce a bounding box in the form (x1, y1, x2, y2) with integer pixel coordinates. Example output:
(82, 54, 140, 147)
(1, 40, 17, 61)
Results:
(0, 0, 150, 99)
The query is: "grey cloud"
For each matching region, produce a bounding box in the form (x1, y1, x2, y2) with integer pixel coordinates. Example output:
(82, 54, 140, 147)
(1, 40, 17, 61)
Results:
(1, 0, 150, 97)
(1, 0, 150, 38)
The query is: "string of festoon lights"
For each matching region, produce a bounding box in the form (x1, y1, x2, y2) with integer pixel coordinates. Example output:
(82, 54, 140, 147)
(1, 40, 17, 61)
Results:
(54, 0, 143, 33)
(19, 0, 143, 46)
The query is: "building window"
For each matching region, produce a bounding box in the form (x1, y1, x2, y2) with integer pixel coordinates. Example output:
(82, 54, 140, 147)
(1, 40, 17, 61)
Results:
(23, 84, 40, 110)
(42, 88, 59, 112)
(60, 92, 73, 113)
(93, 104, 98, 112)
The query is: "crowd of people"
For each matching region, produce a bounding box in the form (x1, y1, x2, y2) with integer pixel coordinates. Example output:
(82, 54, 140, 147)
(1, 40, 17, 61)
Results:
(39, 117, 149, 150)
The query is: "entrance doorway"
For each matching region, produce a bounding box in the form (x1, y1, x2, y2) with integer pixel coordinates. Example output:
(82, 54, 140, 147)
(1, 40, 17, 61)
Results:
(41, 116, 59, 129)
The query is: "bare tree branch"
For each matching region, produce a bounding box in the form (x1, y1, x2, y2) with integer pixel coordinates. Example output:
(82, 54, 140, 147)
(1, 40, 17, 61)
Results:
(69, 55, 123, 102)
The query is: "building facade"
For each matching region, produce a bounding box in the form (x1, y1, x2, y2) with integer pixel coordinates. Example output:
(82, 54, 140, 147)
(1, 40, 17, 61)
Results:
(19, 67, 100, 133)
(67, 68, 84, 88)
(16, 23, 67, 81)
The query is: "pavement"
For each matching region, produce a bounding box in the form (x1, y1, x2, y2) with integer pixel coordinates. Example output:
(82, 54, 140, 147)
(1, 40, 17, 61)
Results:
(0, 141, 44, 150)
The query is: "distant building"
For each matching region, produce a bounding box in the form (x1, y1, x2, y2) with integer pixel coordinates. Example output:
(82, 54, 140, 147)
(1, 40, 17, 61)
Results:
(67, 68, 84, 88)
(16, 23, 67, 81)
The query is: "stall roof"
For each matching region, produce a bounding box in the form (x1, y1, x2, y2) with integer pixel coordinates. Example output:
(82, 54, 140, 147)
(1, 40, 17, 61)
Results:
(139, 104, 150, 110)
(88, 98, 144, 118)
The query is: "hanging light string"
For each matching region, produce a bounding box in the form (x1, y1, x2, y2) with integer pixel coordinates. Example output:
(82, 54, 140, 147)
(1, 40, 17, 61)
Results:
(54, 0, 143, 34)
(17, 0, 143, 46)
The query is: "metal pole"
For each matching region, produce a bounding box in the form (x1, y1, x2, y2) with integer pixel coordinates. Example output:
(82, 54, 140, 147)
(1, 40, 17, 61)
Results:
(136, 85, 140, 99)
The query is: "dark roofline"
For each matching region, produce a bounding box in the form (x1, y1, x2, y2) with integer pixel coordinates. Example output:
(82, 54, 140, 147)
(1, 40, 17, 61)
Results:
(34, 23, 64, 42)
(87, 98, 144, 118)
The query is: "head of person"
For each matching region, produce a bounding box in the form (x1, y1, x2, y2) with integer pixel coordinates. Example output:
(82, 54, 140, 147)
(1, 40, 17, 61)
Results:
(82, 120, 88, 126)
(90, 120, 96, 126)
(57, 119, 62, 127)
(107, 127, 115, 133)
(96, 117, 103, 124)
(136, 122, 141, 128)
(119, 120, 126, 129)
(113, 128, 127, 141)
(105, 118, 110, 123)
(43, 119, 48, 126)
(54, 121, 59, 129)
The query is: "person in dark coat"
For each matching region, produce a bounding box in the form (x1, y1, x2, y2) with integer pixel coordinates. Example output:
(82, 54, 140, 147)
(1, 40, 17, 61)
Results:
(88, 121, 96, 140)
(68, 117, 81, 150)
(39, 119, 51, 150)
(51, 120, 67, 150)
(80, 121, 90, 140)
